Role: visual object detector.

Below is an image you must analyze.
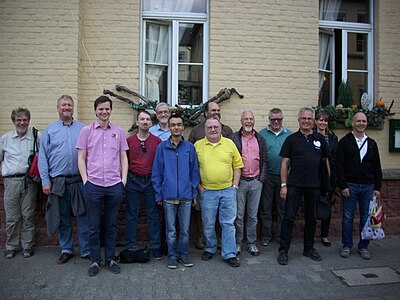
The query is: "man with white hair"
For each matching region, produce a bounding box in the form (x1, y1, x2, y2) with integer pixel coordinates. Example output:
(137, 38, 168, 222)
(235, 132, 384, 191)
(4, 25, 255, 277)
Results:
(149, 102, 171, 141)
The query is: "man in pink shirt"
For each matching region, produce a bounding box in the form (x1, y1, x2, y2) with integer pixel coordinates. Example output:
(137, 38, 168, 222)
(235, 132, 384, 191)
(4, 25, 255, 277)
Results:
(231, 110, 268, 256)
(76, 96, 128, 276)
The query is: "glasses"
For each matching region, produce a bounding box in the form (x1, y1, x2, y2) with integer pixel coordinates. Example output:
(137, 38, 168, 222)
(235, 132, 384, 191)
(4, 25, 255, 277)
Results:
(140, 140, 147, 153)
(299, 117, 313, 121)
(270, 118, 283, 122)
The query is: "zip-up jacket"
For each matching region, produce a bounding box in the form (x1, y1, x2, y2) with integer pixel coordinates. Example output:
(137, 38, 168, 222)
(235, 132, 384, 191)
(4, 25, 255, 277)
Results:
(231, 128, 268, 183)
(152, 137, 200, 202)
(336, 132, 382, 191)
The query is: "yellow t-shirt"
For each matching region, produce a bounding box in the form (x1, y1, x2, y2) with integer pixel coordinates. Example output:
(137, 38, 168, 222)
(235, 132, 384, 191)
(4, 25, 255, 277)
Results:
(195, 136, 243, 190)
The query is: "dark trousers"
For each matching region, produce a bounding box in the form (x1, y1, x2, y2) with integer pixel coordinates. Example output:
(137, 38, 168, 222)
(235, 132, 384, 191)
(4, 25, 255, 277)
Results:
(279, 185, 319, 253)
(85, 181, 123, 265)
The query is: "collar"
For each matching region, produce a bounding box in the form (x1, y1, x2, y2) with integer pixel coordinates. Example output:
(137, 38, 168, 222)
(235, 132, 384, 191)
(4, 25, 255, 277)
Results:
(95, 120, 111, 129)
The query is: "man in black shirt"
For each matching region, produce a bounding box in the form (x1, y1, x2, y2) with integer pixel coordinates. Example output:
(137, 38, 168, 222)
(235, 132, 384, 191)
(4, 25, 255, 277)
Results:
(278, 106, 330, 265)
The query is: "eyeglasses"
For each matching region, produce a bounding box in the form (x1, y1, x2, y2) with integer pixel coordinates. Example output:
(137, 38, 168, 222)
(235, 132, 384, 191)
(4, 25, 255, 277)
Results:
(270, 118, 283, 122)
(299, 117, 313, 121)
(140, 140, 147, 153)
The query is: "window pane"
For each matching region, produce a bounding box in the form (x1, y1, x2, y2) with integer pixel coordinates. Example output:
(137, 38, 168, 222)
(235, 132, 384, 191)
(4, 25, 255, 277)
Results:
(143, 0, 206, 13)
(146, 23, 169, 64)
(179, 23, 203, 63)
(178, 65, 203, 105)
(145, 65, 168, 102)
(320, 0, 369, 23)
(347, 72, 368, 106)
(347, 32, 367, 70)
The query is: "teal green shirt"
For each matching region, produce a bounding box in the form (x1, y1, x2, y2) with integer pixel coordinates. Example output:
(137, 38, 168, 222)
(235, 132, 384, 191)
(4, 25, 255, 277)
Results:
(259, 127, 292, 176)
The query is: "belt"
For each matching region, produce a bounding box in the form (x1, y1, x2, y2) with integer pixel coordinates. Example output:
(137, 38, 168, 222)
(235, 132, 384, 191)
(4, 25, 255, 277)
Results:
(129, 170, 152, 179)
(4, 173, 26, 178)
(240, 176, 259, 181)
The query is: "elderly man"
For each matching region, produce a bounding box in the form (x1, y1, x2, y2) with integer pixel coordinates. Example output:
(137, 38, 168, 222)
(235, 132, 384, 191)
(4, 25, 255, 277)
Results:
(189, 101, 233, 250)
(336, 111, 382, 260)
(39, 95, 90, 264)
(125, 110, 163, 260)
(259, 108, 292, 246)
(278, 106, 329, 265)
(231, 110, 267, 256)
(1, 107, 39, 259)
(77, 96, 128, 276)
(149, 102, 171, 141)
(152, 114, 200, 269)
(195, 117, 243, 267)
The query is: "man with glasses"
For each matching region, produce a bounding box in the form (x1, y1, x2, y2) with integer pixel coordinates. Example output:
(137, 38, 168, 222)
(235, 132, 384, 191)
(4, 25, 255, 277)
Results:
(149, 102, 171, 141)
(277, 106, 329, 265)
(259, 108, 292, 246)
(195, 117, 243, 267)
(125, 110, 163, 260)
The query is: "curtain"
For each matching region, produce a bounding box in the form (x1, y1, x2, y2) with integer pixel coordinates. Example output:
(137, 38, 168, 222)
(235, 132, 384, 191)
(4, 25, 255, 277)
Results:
(319, 0, 342, 21)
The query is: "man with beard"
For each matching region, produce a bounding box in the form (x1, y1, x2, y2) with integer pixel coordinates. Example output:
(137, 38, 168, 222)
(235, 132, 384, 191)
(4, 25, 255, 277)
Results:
(77, 96, 128, 276)
(1, 107, 39, 259)
(149, 103, 171, 141)
(39, 95, 90, 264)
(231, 110, 268, 256)
(125, 110, 163, 260)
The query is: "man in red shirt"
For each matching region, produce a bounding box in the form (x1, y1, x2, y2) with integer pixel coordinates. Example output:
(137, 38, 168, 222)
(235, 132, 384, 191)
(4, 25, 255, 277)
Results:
(125, 110, 163, 260)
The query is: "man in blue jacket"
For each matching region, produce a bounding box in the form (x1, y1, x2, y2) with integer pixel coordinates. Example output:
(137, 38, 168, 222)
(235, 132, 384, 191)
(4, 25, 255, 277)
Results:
(152, 114, 200, 269)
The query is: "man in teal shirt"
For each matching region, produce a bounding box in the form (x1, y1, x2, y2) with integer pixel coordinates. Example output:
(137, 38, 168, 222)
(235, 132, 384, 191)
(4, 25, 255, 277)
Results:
(259, 108, 292, 246)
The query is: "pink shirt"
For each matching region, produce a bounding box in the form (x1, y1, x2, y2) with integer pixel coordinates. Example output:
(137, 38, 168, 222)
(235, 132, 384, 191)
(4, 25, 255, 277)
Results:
(76, 121, 129, 187)
(241, 131, 260, 178)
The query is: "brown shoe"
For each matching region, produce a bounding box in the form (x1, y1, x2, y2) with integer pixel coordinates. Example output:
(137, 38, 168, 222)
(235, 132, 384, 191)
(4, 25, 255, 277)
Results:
(57, 253, 74, 264)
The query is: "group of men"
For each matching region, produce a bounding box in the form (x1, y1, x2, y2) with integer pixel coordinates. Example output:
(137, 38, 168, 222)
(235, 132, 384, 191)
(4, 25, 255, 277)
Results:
(1, 96, 382, 274)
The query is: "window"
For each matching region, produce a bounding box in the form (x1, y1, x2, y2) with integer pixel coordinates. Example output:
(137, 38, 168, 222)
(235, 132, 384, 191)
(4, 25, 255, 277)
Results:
(141, 0, 208, 107)
(319, 0, 373, 107)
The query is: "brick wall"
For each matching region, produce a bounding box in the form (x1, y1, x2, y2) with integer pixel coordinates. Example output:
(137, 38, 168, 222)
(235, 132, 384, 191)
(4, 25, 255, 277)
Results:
(1, 175, 398, 247)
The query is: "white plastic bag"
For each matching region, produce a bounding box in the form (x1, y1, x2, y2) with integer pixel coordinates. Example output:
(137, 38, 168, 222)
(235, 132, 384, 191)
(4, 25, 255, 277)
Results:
(361, 196, 385, 241)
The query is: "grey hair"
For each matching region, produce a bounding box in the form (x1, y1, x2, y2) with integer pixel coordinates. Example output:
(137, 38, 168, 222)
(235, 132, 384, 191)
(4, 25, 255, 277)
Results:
(57, 95, 74, 105)
(268, 108, 283, 118)
(298, 106, 315, 119)
(155, 102, 170, 112)
(240, 109, 254, 120)
(11, 107, 31, 121)
(204, 117, 221, 128)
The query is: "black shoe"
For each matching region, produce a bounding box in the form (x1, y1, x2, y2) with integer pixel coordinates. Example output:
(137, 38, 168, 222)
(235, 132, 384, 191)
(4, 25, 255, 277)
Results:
(57, 253, 74, 264)
(303, 248, 322, 261)
(277, 251, 288, 265)
(224, 257, 240, 267)
(321, 238, 332, 247)
(201, 251, 214, 261)
(108, 260, 121, 274)
(88, 262, 100, 277)
(81, 254, 91, 260)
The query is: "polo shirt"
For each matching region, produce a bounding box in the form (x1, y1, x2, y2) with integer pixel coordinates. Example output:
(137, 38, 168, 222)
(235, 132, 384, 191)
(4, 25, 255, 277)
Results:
(76, 121, 129, 187)
(280, 130, 329, 188)
(195, 136, 243, 190)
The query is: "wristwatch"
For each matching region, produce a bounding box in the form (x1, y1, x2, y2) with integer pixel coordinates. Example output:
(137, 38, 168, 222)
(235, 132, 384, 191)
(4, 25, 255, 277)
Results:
(232, 185, 239, 190)
(280, 183, 287, 188)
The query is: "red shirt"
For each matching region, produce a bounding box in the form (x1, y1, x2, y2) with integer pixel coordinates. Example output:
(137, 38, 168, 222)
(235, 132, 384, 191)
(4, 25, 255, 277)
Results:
(127, 133, 161, 176)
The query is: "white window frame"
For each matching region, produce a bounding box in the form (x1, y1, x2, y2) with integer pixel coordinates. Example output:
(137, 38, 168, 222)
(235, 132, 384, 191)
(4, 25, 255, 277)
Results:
(319, 0, 374, 105)
(141, 7, 209, 107)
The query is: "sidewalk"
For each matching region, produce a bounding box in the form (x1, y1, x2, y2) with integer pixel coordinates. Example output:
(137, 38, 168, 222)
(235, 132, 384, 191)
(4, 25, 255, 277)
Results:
(1, 236, 400, 300)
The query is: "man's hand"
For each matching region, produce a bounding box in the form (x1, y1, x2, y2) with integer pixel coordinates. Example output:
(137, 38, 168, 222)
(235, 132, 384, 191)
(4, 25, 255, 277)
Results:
(280, 186, 287, 200)
(373, 190, 381, 199)
(42, 185, 51, 196)
(341, 188, 350, 198)
(156, 201, 163, 206)
(198, 184, 205, 193)
(192, 199, 197, 207)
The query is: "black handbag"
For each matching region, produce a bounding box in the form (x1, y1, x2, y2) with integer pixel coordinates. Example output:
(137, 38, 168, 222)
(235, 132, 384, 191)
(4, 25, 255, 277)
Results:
(320, 158, 330, 196)
(316, 195, 330, 221)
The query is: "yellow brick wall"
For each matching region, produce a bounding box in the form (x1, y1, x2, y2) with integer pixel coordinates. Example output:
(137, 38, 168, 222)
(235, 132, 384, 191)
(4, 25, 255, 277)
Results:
(0, 0, 399, 169)
(0, 0, 80, 132)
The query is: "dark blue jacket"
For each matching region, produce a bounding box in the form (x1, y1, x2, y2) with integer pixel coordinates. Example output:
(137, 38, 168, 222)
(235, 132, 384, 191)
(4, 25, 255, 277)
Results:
(152, 138, 200, 202)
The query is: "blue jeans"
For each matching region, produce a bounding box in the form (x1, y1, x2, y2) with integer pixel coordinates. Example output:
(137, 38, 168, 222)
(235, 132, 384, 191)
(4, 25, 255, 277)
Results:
(125, 172, 161, 250)
(85, 181, 123, 265)
(59, 182, 89, 256)
(163, 201, 191, 259)
(342, 183, 374, 250)
(201, 187, 237, 259)
(235, 179, 262, 245)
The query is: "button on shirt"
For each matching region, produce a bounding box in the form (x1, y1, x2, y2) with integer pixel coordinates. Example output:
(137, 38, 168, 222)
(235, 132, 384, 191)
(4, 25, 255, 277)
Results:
(0, 129, 35, 176)
(76, 121, 129, 187)
(39, 119, 84, 186)
(241, 131, 260, 178)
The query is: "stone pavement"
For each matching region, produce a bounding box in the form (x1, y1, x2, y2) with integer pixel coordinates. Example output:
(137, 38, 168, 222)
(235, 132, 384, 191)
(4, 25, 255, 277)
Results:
(1, 236, 400, 300)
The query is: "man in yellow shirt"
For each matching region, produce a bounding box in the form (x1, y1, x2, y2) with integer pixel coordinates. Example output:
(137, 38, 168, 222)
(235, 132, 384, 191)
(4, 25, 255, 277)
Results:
(195, 118, 243, 267)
